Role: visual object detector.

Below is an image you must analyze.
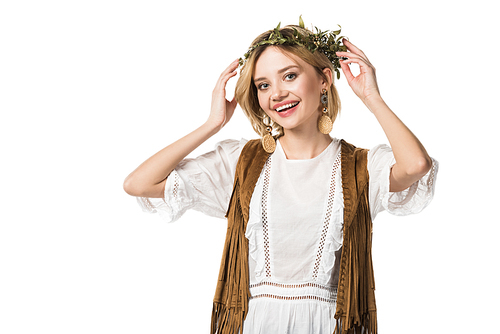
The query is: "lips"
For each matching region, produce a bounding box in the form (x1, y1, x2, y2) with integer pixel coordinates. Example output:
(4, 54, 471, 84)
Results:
(273, 100, 300, 113)
(272, 101, 300, 118)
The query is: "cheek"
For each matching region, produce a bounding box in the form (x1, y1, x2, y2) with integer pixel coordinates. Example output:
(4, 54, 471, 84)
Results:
(302, 85, 321, 108)
(257, 91, 268, 110)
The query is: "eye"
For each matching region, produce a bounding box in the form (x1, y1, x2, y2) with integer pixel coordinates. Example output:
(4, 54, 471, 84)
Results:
(257, 82, 269, 90)
(284, 73, 297, 81)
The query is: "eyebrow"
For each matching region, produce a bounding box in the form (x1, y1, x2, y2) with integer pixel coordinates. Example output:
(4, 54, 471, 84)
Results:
(254, 65, 301, 83)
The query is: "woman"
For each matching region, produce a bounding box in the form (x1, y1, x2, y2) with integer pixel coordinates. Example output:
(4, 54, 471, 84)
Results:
(124, 20, 438, 334)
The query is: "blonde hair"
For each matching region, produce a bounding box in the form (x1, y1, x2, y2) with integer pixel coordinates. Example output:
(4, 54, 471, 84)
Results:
(235, 25, 341, 137)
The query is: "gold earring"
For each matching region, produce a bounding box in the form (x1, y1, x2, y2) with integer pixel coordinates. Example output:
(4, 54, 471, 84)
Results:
(261, 115, 276, 153)
(318, 88, 333, 134)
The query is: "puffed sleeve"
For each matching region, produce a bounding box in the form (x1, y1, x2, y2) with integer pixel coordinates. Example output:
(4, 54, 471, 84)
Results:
(367, 144, 438, 220)
(137, 138, 248, 223)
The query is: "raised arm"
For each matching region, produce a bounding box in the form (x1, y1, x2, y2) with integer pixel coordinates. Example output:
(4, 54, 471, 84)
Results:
(123, 59, 239, 198)
(336, 39, 432, 192)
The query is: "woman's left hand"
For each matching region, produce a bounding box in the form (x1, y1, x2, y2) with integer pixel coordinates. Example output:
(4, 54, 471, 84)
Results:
(336, 39, 381, 106)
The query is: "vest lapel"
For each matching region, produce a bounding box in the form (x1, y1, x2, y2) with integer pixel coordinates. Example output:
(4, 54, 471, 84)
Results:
(340, 139, 369, 228)
(237, 140, 271, 222)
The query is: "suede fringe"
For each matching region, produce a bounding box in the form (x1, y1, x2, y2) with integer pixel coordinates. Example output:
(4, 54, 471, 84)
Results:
(334, 140, 377, 334)
(211, 302, 246, 334)
(211, 140, 269, 334)
(211, 185, 249, 334)
(334, 310, 377, 334)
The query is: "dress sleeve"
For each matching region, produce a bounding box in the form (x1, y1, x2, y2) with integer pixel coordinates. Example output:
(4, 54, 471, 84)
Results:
(137, 138, 248, 223)
(367, 144, 439, 220)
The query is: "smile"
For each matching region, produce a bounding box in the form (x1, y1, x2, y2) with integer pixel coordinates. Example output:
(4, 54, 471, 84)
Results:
(275, 102, 299, 112)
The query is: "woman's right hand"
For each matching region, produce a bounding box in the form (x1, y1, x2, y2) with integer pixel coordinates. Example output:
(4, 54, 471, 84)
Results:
(206, 59, 239, 131)
(124, 59, 240, 198)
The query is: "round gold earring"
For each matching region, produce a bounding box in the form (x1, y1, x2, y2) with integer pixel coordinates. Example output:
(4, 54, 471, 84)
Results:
(318, 89, 333, 134)
(261, 115, 276, 153)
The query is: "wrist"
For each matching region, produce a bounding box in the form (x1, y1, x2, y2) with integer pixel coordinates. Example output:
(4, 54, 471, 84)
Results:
(363, 94, 387, 114)
(202, 119, 222, 136)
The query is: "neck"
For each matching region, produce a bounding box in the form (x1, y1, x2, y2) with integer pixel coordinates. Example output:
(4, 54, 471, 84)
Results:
(278, 129, 332, 160)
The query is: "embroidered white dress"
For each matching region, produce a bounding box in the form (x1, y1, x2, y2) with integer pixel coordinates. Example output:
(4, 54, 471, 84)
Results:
(138, 138, 438, 334)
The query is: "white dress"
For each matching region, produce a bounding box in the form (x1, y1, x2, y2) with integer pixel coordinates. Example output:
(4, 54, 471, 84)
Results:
(138, 138, 438, 334)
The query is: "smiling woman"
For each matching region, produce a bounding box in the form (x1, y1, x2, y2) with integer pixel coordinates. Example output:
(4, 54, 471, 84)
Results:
(253, 48, 329, 136)
(123, 17, 438, 334)
(236, 25, 341, 141)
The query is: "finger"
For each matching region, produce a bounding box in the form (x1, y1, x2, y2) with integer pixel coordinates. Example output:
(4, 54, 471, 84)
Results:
(336, 51, 369, 65)
(340, 56, 364, 66)
(214, 61, 239, 96)
(339, 59, 355, 82)
(338, 54, 374, 73)
(223, 69, 238, 82)
(219, 59, 239, 79)
(342, 39, 368, 59)
(217, 60, 239, 86)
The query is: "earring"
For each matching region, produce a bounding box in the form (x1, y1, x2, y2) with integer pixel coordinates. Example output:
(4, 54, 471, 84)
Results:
(318, 88, 333, 134)
(261, 115, 276, 153)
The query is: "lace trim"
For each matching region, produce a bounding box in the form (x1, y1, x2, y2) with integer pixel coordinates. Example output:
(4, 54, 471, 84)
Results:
(312, 152, 341, 280)
(262, 156, 272, 277)
(250, 294, 336, 303)
(172, 171, 180, 199)
(141, 197, 155, 211)
(260, 152, 342, 281)
(250, 281, 336, 292)
(428, 160, 437, 188)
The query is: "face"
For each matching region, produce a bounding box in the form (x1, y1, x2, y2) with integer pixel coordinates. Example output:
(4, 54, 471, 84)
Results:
(253, 47, 328, 133)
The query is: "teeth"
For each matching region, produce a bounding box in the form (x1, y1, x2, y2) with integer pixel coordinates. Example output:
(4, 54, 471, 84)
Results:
(276, 102, 298, 112)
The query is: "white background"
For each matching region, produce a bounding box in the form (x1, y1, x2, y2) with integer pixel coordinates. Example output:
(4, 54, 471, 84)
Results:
(1, 0, 498, 333)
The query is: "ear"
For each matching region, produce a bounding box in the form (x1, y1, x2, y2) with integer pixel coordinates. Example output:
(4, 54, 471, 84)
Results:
(321, 67, 333, 89)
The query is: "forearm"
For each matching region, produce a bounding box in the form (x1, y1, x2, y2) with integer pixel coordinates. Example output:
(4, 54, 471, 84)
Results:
(123, 121, 220, 198)
(366, 96, 432, 192)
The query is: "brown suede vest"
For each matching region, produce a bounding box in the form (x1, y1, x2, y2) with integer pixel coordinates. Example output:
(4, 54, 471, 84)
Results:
(211, 139, 377, 334)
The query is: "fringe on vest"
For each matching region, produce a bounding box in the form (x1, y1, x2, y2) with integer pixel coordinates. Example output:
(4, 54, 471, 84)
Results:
(334, 140, 377, 334)
(211, 140, 269, 334)
(211, 179, 249, 334)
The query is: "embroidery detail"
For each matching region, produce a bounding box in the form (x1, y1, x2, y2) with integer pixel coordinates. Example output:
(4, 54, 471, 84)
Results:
(261, 156, 272, 277)
(250, 294, 336, 303)
(172, 171, 180, 199)
(250, 281, 336, 292)
(428, 160, 437, 188)
(142, 198, 155, 211)
(312, 152, 341, 280)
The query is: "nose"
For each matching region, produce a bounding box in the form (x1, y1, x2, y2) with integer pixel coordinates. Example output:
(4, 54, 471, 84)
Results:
(270, 84, 287, 101)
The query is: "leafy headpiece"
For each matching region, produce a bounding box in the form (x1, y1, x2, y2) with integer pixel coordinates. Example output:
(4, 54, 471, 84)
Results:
(239, 16, 348, 79)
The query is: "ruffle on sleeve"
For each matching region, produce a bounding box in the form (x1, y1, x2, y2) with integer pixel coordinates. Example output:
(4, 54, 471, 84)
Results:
(136, 169, 196, 223)
(137, 138, 247, 223)
(368, 144, 439, 218)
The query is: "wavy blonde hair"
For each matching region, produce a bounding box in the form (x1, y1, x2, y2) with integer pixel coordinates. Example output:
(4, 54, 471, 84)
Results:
(235, 25, 341, 138)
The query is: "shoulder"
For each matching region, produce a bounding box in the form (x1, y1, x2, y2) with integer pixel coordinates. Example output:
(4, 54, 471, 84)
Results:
(340, 139, 369, 163)
(240, 138, 262, 156)
(235, 138, 270, 181)
(214, 138, 248, 152)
